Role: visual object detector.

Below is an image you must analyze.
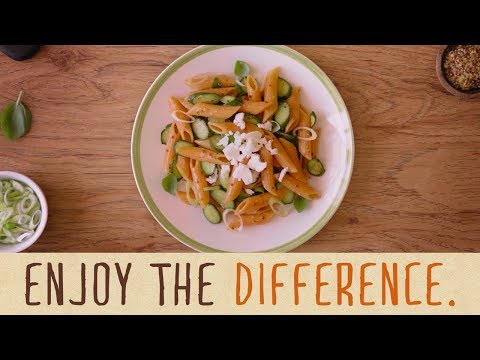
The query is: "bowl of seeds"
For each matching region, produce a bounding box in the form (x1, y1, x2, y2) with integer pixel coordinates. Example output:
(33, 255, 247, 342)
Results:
(436, 45, 480, 99)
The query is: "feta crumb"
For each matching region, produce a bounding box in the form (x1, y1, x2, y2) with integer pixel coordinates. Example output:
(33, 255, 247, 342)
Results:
(232, 163, 254, 185)
(278, 167, 289, 182)
(220, 165, 230, 178)
(223, 143, 241, 166)
(245, 188, 255, 195)
(265, 139, 279, 155)
(247, 153, 267, 172)
(233, 112, 246, 130)
(206, 168, 218, 184)
(218, 134, 230, 148)
(257, 121, 272, 131)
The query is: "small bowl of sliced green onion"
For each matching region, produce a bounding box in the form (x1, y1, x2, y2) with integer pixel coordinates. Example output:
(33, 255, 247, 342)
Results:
(0, 171, 48, 252)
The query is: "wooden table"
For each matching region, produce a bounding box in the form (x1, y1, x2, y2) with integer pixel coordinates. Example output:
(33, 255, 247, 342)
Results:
(1, 46, 479, 252)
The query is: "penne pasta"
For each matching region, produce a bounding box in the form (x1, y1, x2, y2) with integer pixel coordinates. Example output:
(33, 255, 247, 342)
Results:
(278, 138, 306, 182)
(187, 103, 240, 120)
(190, 159, 210, 208)
(163, 123, 180, 173)
(259, 147, 277, 196)
(246, 75, 261, 101)
(263, 133, 299, 173)
(236, 193, 276, 215)
(169, 97, 194, 142)
(194, 139, 214, 150)
(240, 100, 270, 115)
(285, 87, 301, 133)
(175, 155, 192, 182)
(230, 209, 275, 228)
(208, 122, 259, 135)
(185, 73, 235, 90)
(225, 176, 243, 203)
(176, 146, 229, 165)
(262, 67, 280, 122)
(274, 173, 320, 200)
(178, 98, 194, 110)
(297, 108, 313, 160)
(188, 87, 237, 97)
(311, 128, 321, 159)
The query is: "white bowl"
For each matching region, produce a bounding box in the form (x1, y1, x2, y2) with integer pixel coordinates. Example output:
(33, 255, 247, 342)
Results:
(0, 171, 48, 253)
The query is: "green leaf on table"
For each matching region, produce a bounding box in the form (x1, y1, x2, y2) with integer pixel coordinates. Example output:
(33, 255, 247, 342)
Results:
(0, 91, 32, 141)
(162, 173, 178, 195)
(293, 195, 309, 213)
(234, 60, 250, 79)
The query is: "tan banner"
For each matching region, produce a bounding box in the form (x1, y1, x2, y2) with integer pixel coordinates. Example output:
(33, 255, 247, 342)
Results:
(0, 254, 477, 314)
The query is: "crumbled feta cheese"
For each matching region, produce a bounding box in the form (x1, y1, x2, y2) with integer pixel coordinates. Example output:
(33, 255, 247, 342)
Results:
(206, 168, 218, 184)
(265, 139, 279, 155)
(257, 121, 272, 131)
(220, 165, 230, 178)
(232, 163, 254, 185)
(278, 167, 289, 182)
(233, 112, 246, 130)
(223, 142, 241, 166)
(247, 154, 267, 172)
(245, 188, 255, 195)
(218, 134, 230, 148)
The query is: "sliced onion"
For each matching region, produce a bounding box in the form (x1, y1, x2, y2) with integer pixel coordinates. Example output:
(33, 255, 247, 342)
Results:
(3, 188, 15, 206)
(171, 110, 195, 123)
(223, 209, 243, 231)
(185, 181, 198, 207)
(16, 232, 33, 243)
(29, 210, 41, 229)
(278, 167, 289, 182)
(235, 78, 246, 88)
(293, 126, 317, 141)
(13, 214, 31, 225)
(271, 121, 281, 133)
(11, 180, 24, 193)
(268, 198, 289, 217)
(19, 194, 37, 214)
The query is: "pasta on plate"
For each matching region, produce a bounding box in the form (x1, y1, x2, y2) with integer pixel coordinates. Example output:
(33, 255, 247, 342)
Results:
(160, 61, 326, 231)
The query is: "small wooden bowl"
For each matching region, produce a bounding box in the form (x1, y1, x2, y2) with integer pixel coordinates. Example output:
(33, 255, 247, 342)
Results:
(436, 45, 480, 99)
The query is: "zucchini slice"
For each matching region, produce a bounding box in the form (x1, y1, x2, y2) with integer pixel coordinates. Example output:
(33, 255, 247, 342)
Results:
(277, 77, 292, 99)
(274, 102, 290, 129)
(219, 169, 230, 190)
(212, 77, 222, 88)
(276, 131, 298, 146)
(209, 134, 225, 152)
(174, 140, 194, 154)
(203, 204, 222, 224)
(244, 114, 260, 125)
(161, 123, 172, 144)
(253, 186, 265, 194)
(188, 92, 221, 105)
(310, 111, 317, 126)
(307, 159, 325, 176)
(201, 161, 216, 176)
(281, 189, 295, 204)
(192, 118, 210, 140)
(211, 189, 235, 209)
(221, 95, 242, 106)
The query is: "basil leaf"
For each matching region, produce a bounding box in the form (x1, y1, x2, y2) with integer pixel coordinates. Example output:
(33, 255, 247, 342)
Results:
(162, 173, 178, 195)
(235, 83, 247, 96)
(293, 196, 309, 213)
(234, 60, 250, 79)
(0, 91, 32, 141)
(212, 77, 222, 88)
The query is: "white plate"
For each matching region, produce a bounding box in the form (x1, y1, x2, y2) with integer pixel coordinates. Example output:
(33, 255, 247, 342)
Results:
(131, 45, 354, 252)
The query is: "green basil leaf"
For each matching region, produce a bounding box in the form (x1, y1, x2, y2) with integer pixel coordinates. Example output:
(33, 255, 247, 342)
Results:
(234, 60, 250, 79)
(235, 83, 247, 96)
(162, 173, 178, 195)
(293, 196, 309, 213)
(212, 77, 222, 88)
(0, 91, 32, 141)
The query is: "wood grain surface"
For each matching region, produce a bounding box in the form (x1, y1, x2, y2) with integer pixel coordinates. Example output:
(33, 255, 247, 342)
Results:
(0, 45, 479, 252)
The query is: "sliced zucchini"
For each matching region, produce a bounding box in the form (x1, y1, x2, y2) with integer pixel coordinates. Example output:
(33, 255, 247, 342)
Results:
(244, 114, 260, 125)
(171, 156, 183, 180)
(174, 140, 194, 154)
(253, 186, 265, 194)
(221, 95, 242, 106)
(212, 77, 222, 88)
(188, 92, 221, 105)
(236, 190, 251, 201)
(211, 189, 235, 209)
(204, 185, 221, 191)
(192, 118, 210, 140)
(201, 161, 216, 176)
(281, 189, 295, 204)
(274, 102, 290, 129)
(277, 77, 292, 99)
(161, 123, 172, 144)
(203, 204, 222, 224)
(277, 131, 298, 146)
(208, 117, 225, 123)
(219, 169, 230, 190)
(307, 159, 325, 176)
(310, 111, 317, 126)
(209, 134, 225, 152)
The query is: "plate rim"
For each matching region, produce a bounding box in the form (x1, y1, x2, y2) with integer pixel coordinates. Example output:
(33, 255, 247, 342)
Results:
(131, 45, 355, 253)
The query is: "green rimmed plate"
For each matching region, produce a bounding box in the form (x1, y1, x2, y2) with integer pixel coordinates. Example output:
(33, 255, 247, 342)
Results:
(131, 45, 354, 252)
